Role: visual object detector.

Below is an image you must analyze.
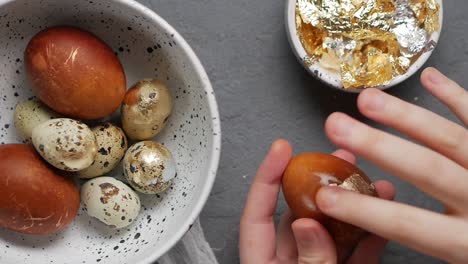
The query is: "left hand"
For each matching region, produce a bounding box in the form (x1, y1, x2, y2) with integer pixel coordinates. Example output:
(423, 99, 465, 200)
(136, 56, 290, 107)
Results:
(239, 139, 396, 264)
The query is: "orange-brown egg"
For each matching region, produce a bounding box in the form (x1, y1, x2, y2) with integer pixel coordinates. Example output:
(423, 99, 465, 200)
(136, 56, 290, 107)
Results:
(282, 153, 377, 247)
(0, 144, 80, 235)
(24, 26, 126, 119)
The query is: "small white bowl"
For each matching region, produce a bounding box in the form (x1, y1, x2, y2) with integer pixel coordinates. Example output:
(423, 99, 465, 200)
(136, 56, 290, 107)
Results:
(285, 0, 444, 93)
(0, 0, 221, 263)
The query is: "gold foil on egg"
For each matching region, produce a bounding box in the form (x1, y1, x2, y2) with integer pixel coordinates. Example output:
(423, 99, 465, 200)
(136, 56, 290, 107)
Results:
(296, 0, 441, 89)
(338, 173, 377, 196)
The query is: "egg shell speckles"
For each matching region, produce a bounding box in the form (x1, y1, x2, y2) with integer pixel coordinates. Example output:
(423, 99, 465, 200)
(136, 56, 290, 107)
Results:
(0, 0, 221, 262)
(81, 177, 141, 229)
(31, 118, 98, 171)
(123, 141, 176, 194)
(79, 123, 128, 179)
(14, 100, 61, 143)
(122, 79, 173, 140)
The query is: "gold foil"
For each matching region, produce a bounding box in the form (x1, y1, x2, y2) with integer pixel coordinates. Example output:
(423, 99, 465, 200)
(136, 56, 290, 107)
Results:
(296, 0, 440, 88)
(297, 21, 328, 62)
(338, 173, 377, 196)
(410, 0, 440, 34)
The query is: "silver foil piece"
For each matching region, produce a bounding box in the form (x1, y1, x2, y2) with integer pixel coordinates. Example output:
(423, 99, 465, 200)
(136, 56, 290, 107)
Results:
(323, 37, 356, 58)
(391, 0, 428, 55)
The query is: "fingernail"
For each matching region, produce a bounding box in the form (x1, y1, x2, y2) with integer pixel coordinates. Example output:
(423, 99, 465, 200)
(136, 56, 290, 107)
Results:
(292, 220, 319, 244)
(270, 139, 284, 154)
(427, 68, 445, 85)
(302, 229, 319, 244)
(331, 114, 354, 138)
(364, 90, 386, 111)
(317, 187, 339, 210)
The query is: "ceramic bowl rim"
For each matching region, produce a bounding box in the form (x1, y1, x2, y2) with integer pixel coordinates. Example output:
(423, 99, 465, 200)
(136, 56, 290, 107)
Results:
(284, 0, 444, 93)
(0, 0, 222, 263)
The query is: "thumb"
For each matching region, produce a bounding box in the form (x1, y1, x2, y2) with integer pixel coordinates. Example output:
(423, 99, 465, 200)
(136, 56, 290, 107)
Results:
(292, 218, 337, 264)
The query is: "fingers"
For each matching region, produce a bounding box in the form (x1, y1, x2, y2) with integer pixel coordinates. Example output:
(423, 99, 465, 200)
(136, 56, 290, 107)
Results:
(373, 180, 396, 201)
(331, 149, 356, 164)
(345, 181, 395, 264)
(292, 218, 337, 264)
(325, 113, 468, 213)
(358, 88, 468, 168)
(316, 187, 468, 264)
(276, 210, 298, 262)
(240, 139, 293, 263)
(421, 67, 468, 126)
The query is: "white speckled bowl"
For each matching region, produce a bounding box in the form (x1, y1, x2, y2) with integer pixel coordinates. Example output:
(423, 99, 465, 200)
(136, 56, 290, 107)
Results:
(0, 0, 221, 263)
(285, 0, 444, 93)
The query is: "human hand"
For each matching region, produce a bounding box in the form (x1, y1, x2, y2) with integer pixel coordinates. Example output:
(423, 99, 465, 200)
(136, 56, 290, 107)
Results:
(239, 140, 395, 264)
(318, 67, 468, 263)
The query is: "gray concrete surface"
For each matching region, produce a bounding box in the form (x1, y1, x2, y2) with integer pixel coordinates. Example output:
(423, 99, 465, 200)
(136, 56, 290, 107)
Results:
(139, 1, 467, 263)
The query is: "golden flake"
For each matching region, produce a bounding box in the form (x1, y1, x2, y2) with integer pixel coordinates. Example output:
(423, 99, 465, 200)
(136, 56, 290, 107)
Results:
(339, 173, 377, 196)
(410, 0, 440, 34)
(296, 0, 441, 89)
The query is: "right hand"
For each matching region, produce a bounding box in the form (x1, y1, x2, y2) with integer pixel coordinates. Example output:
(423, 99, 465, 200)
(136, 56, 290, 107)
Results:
(317, 67, 468, 263)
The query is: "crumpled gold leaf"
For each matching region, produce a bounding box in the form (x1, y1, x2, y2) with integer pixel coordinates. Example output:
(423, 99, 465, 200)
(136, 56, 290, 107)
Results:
(296, 0, 441, 89)
(410, 0, 440, 34)
(296, 11, 328, 63)
(341, 45, 394, 88)
(338, 173, 377, 196)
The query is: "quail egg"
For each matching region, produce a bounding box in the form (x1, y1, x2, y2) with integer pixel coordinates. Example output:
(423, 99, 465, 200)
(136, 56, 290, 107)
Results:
(81, 177, 140, 229)
(32, 118, 97, 171)
(121, 79, 173, 140)
(123, 141, 176, 194)
(79, 123, 128, 179)
(14, 100, 61, 143)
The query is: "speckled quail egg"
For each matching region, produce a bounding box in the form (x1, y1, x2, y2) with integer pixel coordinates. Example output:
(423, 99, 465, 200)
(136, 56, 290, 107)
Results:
(31, 118, 98, 171)
(123, 141, 177, 194)
(81, 177, 140, 229)
(14, 100, 61, 143)
(79, 123, 128, 179)
(121, 79, 173, 140)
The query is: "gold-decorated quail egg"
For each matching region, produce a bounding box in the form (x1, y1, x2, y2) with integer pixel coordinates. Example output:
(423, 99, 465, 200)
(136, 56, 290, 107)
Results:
(31, 118, 97, 171)
(14, 100, 61, 143)
(81, 177, 140, 229)
(123, 141, 176, 194)
(79, 123, 128, 179)
(121, 79, 173, 140)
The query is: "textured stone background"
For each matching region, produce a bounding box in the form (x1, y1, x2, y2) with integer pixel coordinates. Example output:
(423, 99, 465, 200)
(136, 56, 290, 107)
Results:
(138, 1, 466, 263)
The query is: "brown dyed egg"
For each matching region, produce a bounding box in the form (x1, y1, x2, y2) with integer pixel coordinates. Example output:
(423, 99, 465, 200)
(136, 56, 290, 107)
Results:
(282, 153, 377, 248)
(24, 26, 126, 119)
(0, 144, 80, 235)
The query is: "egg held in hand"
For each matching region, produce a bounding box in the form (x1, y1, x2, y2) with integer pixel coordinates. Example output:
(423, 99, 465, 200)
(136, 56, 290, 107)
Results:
(0, 144, 80, 235)
(282, 153, 377, 248)
(123, 141, 176, 194)
(32, 118, 97, 171)
(81, 177, 140, 229)
(79, 123, 128, 179)
(122, 79, 173, 140)
(24, 26, 126, 119)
